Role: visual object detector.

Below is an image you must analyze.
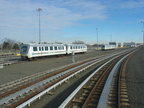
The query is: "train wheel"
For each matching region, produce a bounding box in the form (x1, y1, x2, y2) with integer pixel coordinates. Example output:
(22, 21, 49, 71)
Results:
(33, 57, 38, 61)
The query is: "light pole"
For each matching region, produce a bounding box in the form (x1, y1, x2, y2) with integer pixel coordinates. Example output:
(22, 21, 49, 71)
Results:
(96, 28, 98, 50)
(36, 8, 42, 44)
(141, 21, 144, 51)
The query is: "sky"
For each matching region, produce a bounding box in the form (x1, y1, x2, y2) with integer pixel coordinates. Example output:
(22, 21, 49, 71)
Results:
(0, 0, 144, 44)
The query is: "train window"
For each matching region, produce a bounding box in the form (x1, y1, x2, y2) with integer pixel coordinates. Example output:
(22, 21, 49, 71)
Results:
(42, 47, 44, 51)
(70, 46, 72, 49)
(50, 46, 53, 50)
(33, 47, 37, 51)
(76, 46, 77, 49)
(21, 46, 28, 52)
(45, 47, 48, 51)
(58, 46, 61, 50)
(60, 46, 64, 50)
(81, 46, 82, 49)
(39, 47, 41, 51)
(54, 46, 57, 50)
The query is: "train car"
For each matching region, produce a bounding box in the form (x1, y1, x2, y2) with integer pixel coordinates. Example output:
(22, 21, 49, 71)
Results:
(66, 44, 87, 54)
(20, 44, 66, 60)
(101, 45, 116, 51)
(20, 43, 87, 60)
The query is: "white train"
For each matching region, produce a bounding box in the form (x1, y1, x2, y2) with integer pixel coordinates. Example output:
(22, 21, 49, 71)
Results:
(20, 44, 87, 60)
(101, 45, 116, 50)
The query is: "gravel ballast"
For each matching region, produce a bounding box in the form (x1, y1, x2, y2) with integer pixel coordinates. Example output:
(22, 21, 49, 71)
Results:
(0, 49, 129, 85)
(126, 47, 144, 108)
(0, 48, 133, 85)
(0, 47, 142, 107)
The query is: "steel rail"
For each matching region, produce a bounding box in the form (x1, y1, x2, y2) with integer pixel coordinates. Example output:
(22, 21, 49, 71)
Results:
(0, 49, 134, 107)
(58, 54, 122, 108)
(16, 50, 134, 108)
(0, 53, 114, 103)
(0, 49, 131, 90)
(0, 51, 108, 89)
(0, 50, 129, 105)
(97, 50, 136, 108)
(118, 56, 129, 108)
(0, 57, 102, 105)
(118, 50, 138, 108)
(81, 55, 121, 108)
(15, 53, 114, 108)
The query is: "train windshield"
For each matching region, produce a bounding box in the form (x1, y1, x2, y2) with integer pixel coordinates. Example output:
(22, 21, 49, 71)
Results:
(101, 45, 105, 48)
(21, 46, 28, 53)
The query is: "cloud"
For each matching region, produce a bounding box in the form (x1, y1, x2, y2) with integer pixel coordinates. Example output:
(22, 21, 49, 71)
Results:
(104, 0, 144, 10)
(0, 0, 107, 29)
(0, 0, 108, 43)
(120, 0, 144, 9)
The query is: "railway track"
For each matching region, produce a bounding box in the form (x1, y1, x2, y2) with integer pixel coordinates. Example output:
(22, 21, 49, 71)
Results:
(0, 48, 137, 108)
(59, 49, 137, 108)
(0, 48, 130, 67)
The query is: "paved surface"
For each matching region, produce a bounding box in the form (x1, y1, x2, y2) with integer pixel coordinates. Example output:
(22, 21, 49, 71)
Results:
(0, 47, 143, 107)
(126, 47, 144, 108)
(0, 48, 129, 85)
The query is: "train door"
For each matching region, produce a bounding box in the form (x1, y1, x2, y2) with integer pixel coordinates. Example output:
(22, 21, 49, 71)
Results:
(39, 47, 43, 56)
(66, 45, 68, 54)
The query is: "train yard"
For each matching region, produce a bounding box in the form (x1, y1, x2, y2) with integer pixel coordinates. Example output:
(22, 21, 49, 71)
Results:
(0, 47, 143, 108)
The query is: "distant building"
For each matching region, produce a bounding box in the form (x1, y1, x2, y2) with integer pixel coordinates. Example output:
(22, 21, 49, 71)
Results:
(109, 42, 118, 47)
(123, 42, 136, 47)
(118, 43, 123, 47)
(109, 42, 123, 48)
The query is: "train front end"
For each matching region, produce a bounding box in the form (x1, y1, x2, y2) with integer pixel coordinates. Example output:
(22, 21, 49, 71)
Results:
(20, 44, 30, 60)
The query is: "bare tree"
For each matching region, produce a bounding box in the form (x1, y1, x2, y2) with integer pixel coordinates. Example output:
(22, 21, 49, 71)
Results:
(2, 38, 15, 50)
(72, 40, 85, 44)
(55, 41, 63, 44)
(29, 41, 36, 44)
(1, 38, 22, 53)
(13, 43, 19, 50)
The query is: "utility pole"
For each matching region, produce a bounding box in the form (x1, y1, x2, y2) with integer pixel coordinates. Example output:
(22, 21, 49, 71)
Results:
(72, 51, 75, 63)
(36, 8, 42, 44)
(96, 28, 98, 50)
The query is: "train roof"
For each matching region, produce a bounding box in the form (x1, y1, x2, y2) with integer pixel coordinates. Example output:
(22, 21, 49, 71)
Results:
(21, 43, 87, 47)
(102, 45, 116, 46)
(65, 44, 87, 46)
(21, 43, 65, 47)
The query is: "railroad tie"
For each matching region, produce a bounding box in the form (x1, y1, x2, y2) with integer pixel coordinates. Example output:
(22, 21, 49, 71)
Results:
(46, 91, 53, 95)
(72, 98, 83, 103)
